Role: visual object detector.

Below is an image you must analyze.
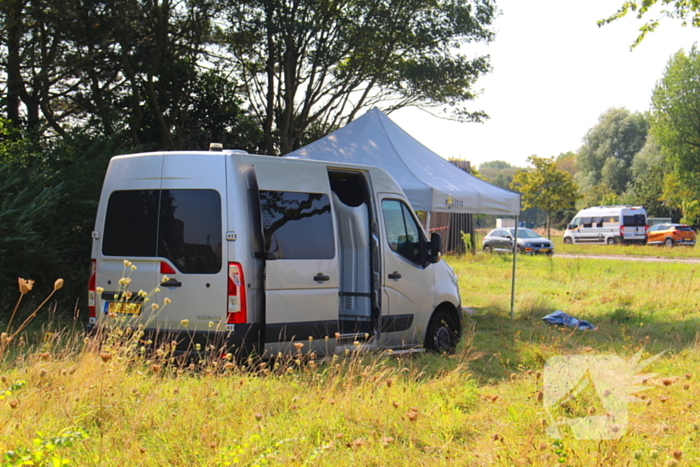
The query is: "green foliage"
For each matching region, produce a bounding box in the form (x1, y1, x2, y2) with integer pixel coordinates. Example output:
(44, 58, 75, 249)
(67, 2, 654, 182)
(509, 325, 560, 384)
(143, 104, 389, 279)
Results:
(223, 0, 497, 153)
(651, 46, 700, 226)
(575, 108, 649, 205)
(599, 0, 700, 47)
(510, 155, 581, 237)
(459, 231, 473, 252)
(0, 126, 121, 309)
(3, 430, 87, 467)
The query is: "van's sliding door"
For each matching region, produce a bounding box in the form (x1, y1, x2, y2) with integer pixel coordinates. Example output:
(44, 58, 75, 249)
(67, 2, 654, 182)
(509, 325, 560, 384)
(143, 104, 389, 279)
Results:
(253, 159, 339, 355)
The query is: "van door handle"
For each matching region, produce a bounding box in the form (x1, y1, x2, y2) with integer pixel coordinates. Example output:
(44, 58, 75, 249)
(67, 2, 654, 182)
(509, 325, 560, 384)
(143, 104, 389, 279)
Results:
(161, 278, 182, 288)
(388, 272, 402, 280)
(314, 273, 330, 282)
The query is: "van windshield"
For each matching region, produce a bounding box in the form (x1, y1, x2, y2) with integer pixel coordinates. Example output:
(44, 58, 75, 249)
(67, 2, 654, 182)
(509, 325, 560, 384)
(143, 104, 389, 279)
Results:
(102, 189, 222, 273)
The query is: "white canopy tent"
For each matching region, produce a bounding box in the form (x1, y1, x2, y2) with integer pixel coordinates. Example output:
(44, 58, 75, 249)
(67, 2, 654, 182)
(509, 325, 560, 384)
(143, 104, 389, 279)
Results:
(285, 108, 522, 318)
(285, 107, 520, 216)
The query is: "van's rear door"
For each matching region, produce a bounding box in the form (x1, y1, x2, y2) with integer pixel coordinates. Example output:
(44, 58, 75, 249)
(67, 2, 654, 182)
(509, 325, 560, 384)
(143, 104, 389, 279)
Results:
(253, 159, 339, 350)
(98, 154, 163, 324)
(156, 153, 227, 332)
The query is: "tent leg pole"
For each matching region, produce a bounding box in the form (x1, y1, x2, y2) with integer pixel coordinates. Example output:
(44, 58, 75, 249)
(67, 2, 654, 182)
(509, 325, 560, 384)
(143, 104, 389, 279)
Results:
(426, 211, 432, 232)
(510, 216, 519, 320)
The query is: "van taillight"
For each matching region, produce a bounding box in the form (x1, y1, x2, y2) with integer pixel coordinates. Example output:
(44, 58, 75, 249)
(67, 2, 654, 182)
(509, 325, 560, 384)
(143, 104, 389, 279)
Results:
(619, 225, 624, 238)
(88, 260, 96, 321)
(227, 262, 247, 324)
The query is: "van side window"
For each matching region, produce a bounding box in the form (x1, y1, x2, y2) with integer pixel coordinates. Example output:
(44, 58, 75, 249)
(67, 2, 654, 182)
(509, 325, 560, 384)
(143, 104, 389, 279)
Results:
(581, 217, 593, 228)
(382, 199, 422, 265)
(103, 189, 222, 274)
(259, 191, 335, 260)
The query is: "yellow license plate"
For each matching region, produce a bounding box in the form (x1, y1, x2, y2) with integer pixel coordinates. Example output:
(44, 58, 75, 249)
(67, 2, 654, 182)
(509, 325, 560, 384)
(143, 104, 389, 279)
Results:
(107, 302, 142, 315)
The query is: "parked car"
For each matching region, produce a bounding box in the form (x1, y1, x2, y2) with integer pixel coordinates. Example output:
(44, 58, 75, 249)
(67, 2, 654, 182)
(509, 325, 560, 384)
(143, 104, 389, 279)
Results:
(482, 228, 554, 255)
(646, 223, 696, 247)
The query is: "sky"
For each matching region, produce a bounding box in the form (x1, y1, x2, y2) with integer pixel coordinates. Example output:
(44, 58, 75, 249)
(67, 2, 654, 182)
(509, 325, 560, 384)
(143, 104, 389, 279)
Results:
(390, 0, 699, 169)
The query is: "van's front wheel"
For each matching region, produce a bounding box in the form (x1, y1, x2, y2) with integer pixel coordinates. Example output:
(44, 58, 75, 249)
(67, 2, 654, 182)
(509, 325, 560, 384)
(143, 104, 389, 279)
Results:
(425, 310, 458, 354)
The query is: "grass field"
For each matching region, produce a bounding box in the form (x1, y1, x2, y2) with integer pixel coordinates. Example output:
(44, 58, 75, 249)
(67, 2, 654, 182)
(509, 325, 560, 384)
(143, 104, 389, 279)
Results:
(1, 254, 699, 466)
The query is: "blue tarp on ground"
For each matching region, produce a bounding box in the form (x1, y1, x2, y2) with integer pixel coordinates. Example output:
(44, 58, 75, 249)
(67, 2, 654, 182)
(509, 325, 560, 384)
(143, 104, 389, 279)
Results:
(542, 310, 596, 330)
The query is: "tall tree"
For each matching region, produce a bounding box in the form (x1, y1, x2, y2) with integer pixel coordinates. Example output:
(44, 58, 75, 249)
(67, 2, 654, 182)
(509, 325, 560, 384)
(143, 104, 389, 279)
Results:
(621, 135, 679, 218)
(575, 108, 648, 205)
(222, 0, 496, 154)
(510, 155, 580, 239)
(650, 46, 700, 225)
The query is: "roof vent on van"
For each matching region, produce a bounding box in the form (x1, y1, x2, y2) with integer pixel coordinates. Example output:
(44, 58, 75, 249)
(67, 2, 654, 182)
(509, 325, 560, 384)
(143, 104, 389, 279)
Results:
(209, 143, 223, 151)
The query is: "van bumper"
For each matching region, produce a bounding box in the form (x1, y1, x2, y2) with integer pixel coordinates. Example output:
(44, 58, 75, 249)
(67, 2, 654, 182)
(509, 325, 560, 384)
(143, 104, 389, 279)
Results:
(86, 323, 263, 359)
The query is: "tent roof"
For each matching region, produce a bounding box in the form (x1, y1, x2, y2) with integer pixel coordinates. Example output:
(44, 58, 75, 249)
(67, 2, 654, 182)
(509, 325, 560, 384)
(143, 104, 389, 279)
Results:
(285, 108, 520, 216)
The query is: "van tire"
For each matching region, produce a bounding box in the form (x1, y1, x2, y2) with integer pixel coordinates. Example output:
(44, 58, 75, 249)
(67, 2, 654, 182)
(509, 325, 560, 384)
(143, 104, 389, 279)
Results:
(425, 310, 458, 354)
(563, 237, 573, 245)
(665, 237, 674, 247)
(606, 237, 617, 245)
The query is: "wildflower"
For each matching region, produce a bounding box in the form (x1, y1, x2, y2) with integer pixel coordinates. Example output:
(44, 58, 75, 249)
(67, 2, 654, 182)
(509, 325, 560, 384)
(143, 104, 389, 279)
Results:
(108, 312, 118, 319)
(308, 336, 313, 342)
(181, 319, 189, 327)
(18, 278, 34, 294)
(40, 352, 50, 361)
(138, 290, 147, 297)
(254, 412, 264, 421)
(131, 265, 137, 271)
(124, 260, 132, 267)
(195, 343, 201, 351)
(293, 342, 304, 351)
(96, 287, 104, 294)
(53, 278, 64, 290)
(100, 352, 112, 362)
(208, 321, 214, 328)
(38, 369, 47, 378)
(9, 400, 18, 409)
(163, 297, 171, 305)
(151, 364, 161, 374)
(671, 450, 683, 460)
(151, 303, 159, 311)
(162, 275, 170, 283)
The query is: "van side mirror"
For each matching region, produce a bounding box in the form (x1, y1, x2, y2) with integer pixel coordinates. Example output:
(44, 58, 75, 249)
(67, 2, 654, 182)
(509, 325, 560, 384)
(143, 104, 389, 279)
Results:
(428, 232, 441, 264)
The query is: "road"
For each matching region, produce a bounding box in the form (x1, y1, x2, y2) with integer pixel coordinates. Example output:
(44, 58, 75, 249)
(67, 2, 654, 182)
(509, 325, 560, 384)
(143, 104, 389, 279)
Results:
(555, 253, 700, 264)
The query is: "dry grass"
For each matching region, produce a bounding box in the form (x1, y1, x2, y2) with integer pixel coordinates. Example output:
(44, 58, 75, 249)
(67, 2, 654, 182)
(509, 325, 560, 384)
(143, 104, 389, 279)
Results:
(1, 254, 699, 465)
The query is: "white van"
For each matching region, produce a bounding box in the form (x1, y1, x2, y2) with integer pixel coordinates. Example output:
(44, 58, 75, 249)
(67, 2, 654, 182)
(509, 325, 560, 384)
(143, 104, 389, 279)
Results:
(88, 148, 462, 357)
(563, 205, 648, 245)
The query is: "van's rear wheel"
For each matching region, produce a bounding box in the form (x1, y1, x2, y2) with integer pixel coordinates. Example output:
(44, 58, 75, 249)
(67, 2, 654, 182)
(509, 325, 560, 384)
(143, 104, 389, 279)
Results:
(607, 237, 617, 245)
(425, 310, 458, 354)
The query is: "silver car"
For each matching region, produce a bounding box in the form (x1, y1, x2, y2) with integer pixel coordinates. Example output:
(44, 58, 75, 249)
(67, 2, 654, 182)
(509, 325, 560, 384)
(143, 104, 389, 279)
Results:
(482, 228, 554, 255)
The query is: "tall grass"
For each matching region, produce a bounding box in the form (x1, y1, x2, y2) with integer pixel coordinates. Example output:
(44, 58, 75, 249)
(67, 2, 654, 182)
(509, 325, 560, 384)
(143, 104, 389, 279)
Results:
(1, 255, 699, 466)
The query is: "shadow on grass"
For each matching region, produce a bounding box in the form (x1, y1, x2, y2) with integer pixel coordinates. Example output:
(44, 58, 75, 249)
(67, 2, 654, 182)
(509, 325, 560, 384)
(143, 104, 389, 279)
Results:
(446, 306, 700, 386)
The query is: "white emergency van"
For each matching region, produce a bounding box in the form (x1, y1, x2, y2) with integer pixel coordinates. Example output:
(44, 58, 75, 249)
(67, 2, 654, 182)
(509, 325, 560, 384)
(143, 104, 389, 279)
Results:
(562, 205, 648, 245)
(88, 148, 462, 357)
